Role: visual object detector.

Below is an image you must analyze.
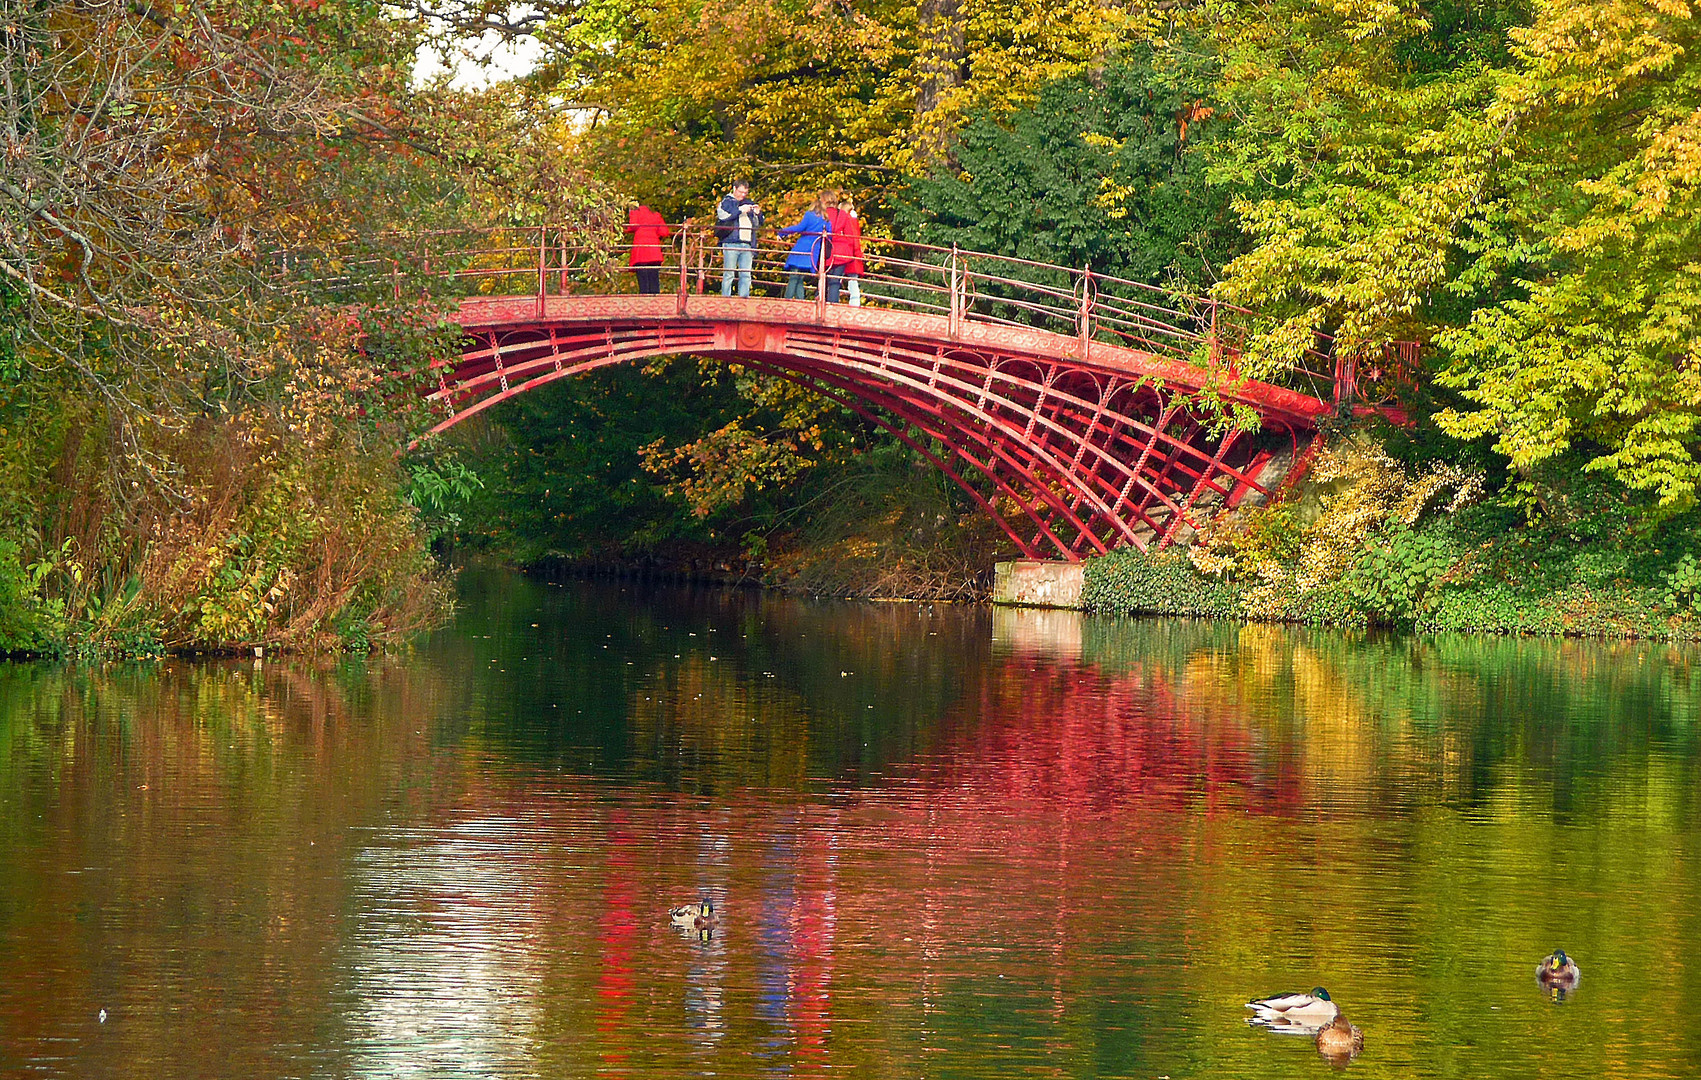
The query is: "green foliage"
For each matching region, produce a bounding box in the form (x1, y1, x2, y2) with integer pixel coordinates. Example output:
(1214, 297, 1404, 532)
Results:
(455, 358, 763, 562)
(0, 282, 22, 384)
(406, 455, 486, 546)
(1203, 0, 1520, 351)
(1082, 547, 1243, 619)
(1344, 524, 1463, 626)
(333, 613, 373, 653)
(901, 55, 1241, 290)
(1194, 503, 1305, 580)
(1432, 0, 1701, 511)
(1664, 555, 1701, 616)
(186, 512, 308, 647)
(0, 538, 164, 657)
(1422, 581, 1552, 635)
(0, 539, 52, 653)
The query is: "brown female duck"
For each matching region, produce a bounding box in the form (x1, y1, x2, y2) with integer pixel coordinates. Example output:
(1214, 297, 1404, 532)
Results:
(1315, 1013, 1364, 1059)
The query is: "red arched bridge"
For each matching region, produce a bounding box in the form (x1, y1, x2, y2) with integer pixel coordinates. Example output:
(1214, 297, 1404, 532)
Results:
(368, 225, 1416, 560)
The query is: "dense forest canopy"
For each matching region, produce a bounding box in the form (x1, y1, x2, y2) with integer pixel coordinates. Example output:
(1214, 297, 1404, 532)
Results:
(2, 0, 1699, 650)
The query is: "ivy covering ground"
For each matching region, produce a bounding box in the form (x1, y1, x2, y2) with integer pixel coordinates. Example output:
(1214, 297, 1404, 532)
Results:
(1084, 437, 1701, 641)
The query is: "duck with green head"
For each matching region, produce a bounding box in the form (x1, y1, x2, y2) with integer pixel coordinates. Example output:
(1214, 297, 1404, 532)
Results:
(1246, 987, 1339, 1033)
(1536, 949, 1580, 990)
(670, 899, 715, 931)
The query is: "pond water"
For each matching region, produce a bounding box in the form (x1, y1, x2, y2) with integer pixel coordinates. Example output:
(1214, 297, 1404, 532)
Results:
(2, 567, 1700, 1078)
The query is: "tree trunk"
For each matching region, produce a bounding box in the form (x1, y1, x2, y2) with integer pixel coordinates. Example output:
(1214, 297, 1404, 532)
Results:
(913, 0, 965, 165)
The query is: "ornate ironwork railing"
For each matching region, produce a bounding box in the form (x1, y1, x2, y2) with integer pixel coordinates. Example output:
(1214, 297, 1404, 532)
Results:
(285, 223, 1421, 412)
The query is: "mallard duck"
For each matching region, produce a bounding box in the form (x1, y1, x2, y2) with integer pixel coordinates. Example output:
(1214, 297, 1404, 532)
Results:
(1315, 1014, 1364, 1058)
(670, 900, 715, 930)
(1246, 987, 1340, 1031)
(1536, 949, 1580, 989)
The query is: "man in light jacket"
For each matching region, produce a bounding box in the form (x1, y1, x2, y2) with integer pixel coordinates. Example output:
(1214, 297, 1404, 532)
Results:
(716, 181, 763, 297)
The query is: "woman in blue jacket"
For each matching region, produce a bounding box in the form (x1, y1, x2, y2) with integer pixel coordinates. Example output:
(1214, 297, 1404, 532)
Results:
(777, 192, 834, 299)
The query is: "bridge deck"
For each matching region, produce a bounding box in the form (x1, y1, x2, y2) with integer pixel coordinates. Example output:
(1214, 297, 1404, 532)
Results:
(450, 293, 1335, 430)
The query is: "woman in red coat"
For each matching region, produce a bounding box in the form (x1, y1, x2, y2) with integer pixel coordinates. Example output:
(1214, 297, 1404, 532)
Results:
(825, 195, 864, 305)
(626, 204, 672, 294)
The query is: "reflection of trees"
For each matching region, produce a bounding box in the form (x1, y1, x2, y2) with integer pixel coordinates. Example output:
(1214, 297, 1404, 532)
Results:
(1074, 617, 1701, 820)
(0, 656, 456, 1074)
(440, 569, 998, 794)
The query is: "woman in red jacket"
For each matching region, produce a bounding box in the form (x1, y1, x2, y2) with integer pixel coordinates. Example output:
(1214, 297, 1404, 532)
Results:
(626, 203, 672, 294)
(825, 195, 864, 306)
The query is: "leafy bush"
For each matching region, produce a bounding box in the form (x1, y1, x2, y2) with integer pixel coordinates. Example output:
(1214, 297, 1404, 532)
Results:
(1344, 524, 1464, 626)
(1663, 555, 1701, 614)
(0, 412, 453, 656)
(406, 455, 485, 546)
(0, 538, 49, 652)
(1238, 575, 1369, 629)
(1083, 547, 1244, 619)
(1081, 428, 1701, 642)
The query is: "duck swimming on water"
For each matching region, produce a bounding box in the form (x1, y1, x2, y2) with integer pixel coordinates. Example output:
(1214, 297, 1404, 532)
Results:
(1315, 1013, 1365, 1060)
(1536, 949, 1580, 993)
(1246, 987, 1339, 1032)
(670, 900, 715, 931)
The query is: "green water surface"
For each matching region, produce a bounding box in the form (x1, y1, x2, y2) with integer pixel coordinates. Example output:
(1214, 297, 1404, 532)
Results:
(1, 568, 1697, 1078)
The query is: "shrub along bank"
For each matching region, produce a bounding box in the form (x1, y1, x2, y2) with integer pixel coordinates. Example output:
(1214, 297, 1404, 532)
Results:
(1082, 434, 1701, 642)
(0, 415, 454, 659)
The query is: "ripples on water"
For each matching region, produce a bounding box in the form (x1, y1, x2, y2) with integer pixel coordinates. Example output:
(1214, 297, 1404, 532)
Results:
(1, 568, 1699, 1078)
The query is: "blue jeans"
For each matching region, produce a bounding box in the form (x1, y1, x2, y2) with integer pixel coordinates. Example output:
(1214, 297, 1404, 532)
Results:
(784, 271, 809, 299)
(721, 243, 754, 297)
(826, 268, 861, 304)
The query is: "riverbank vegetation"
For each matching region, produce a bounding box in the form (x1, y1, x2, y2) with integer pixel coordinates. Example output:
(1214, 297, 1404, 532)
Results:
(1085, 430, 1701, 640)
(0, 0, 609, 655)
(5, 0, 1699, 650)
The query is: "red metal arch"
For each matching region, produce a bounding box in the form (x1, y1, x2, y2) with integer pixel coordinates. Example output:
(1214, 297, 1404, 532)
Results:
(425, 294, 1328, 559)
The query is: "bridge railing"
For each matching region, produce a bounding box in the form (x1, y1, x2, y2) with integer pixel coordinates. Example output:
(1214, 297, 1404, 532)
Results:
(317, 222, 1417, 410)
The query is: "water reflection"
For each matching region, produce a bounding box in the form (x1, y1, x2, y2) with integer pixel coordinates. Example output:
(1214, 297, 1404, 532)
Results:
(347, 813, 549, 1078)
(0, 573, 1699, 1079)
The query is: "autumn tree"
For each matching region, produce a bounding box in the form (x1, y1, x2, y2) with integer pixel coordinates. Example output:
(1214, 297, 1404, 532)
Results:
(1434, 0, 1701, 511)
(901, 54, 1242, 289)
(0, 0, 610, 651)
(1200, 0, 1701, 510)
(500, 0, 1154, 213)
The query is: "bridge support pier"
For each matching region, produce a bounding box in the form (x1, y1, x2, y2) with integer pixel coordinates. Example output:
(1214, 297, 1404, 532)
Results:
(992, 560, 1084, 610)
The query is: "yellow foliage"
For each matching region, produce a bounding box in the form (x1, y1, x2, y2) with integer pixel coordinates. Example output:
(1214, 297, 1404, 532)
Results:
(1192, 437, 1483, 615)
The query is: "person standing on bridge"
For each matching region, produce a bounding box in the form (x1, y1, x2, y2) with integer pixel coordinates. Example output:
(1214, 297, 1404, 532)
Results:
(717, 181, 763, 298)
(825, 194, 864, 306)
(778, 192, 833, 300)
(626, 202, 672, 294)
